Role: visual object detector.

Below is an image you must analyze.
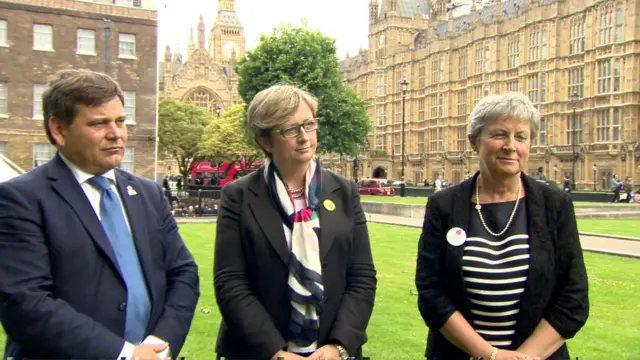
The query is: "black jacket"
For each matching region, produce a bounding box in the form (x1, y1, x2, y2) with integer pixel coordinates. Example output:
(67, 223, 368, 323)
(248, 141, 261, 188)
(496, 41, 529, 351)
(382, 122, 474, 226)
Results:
(214, 169, 377, 359)
(415, 172, 589, 360)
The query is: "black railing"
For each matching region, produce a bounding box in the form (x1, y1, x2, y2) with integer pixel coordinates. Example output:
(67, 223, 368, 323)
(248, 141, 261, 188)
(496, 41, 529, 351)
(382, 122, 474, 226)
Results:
(165, 187, 222, 217)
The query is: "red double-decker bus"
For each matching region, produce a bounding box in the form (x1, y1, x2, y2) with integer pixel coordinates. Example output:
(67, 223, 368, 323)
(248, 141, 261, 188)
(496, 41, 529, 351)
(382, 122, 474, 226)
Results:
(189, 160, 261, 186)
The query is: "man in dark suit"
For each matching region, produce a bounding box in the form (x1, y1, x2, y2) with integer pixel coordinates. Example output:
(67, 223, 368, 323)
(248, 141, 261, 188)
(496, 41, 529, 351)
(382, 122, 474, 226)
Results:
(0, 69, 200, 360)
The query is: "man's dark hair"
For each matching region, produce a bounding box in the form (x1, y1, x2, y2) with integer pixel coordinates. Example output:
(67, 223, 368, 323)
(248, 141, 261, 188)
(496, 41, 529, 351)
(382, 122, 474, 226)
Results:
(42, 69, 124, 145)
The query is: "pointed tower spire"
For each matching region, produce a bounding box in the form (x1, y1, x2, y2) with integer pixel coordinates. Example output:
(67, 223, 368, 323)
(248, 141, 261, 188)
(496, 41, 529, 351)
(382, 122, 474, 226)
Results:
(197, 14, 205, 49)
(187, 25, 195, 57)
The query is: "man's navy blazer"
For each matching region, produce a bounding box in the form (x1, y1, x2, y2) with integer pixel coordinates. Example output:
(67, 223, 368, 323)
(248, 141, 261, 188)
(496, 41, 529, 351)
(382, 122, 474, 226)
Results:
(0, 154, 200, 359)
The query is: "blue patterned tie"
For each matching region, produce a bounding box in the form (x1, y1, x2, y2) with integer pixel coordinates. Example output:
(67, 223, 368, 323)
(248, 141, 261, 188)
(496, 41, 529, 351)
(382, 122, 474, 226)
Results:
(88, 176, 151, 344)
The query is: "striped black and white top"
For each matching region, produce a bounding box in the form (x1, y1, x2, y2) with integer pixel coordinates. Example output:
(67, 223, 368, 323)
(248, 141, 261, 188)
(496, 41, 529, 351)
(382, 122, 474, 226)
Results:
(463, 198, 530, 349)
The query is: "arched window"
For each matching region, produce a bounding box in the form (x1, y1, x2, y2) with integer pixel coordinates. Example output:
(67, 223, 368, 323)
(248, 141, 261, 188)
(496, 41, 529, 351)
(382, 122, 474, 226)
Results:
(183, 87, 218, 113)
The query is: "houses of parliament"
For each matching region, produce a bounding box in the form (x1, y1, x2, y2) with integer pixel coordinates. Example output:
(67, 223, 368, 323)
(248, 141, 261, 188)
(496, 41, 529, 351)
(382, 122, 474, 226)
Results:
(337, 0, 640, 190)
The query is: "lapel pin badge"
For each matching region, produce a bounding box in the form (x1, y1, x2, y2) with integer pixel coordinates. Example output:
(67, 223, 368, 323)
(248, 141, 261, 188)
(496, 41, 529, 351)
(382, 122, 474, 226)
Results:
(323, 199, 336, 212)
(446, 227, 467, 247)
(126, 185, 138, 196)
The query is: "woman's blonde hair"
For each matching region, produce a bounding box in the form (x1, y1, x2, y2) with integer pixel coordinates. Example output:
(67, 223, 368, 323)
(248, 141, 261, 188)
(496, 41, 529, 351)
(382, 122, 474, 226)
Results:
(246, 84, 319, 142)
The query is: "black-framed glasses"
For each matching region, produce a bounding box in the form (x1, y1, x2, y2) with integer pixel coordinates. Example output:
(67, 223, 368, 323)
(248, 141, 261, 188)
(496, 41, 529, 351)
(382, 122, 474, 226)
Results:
(271, 118, 319, 138)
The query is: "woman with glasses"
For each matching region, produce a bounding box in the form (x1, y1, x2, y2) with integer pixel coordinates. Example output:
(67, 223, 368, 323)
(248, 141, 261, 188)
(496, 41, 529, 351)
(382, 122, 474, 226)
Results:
(213, 84, 377, 360)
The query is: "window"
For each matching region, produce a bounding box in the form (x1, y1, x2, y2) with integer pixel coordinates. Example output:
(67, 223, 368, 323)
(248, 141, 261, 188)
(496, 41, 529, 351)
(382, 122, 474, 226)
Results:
(457, 126, 466, 152)
(33, 143, 52, 167)
(597, 59, 612, 94)
(418, 64, 425, 88)
(458, 90, 467, 116)
(33, 24, 53, 51)
(376, 72, 384, 96)
(568, 67, 584, 98)
(76, 29, 95, 54)
(613, 59, 621, 92)
(473, 86, 482, 106)
(596, 110, 610, 142)
(540, 73, 546, 103)
(439, 55, 445, 83)
(123, 91, 136, 123)
(615, 4, 623, 42)
(507, 80, 518, 92)
(567, 114, 584, 145)
(418, 132, 425, 153)
(118, 33, 136, 58)
(458, 51, 467, 80)
(484, 44, 491, 73)
(395, 68, 402, 92)
(394, 101, 401, 123)
(438, 94, 444, 117)
(527, 74, 539, 103)
(429, 128, 439, 152)
(538, 117, 546, 145)
(570, 19, 585, 54)
(431, 57, 439, 84)
(612, 108, 620, 141)
(0, 141, 6, 157)
(529, 27, 540, 62)
(430, 95, 438, 119)
(115, 0, 133, 5)
(418, 99, 425, 121)
(508, 36, 520, 69)
(394, 134, 401, 155)
(0, 20, 7, 46)
(120, 147, 134, 173)
(475, 44, 484, 75)
(0, 82, 7, 117)
(376, 105, 384, 126)
(375, 135, 384, 150)
(599, 5, 622, 45)
(541, 25, 548, 59)
(33, 84, 46, 120)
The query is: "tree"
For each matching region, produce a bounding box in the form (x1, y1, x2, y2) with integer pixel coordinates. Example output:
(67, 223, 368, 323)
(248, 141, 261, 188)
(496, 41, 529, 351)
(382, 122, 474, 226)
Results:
(199, 104, 263, 164)
(235, 23, 371, 156)
(158, 100, 213, 179)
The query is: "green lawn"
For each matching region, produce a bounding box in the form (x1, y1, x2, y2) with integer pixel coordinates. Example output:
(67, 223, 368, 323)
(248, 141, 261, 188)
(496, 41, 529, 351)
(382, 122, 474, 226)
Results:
(576, 219, 640, 238)
(1, 223, 639, 359)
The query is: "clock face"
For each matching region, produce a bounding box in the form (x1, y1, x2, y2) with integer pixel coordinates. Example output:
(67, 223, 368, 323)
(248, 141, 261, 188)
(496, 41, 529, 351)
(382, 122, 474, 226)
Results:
(223, 41, 240, 58)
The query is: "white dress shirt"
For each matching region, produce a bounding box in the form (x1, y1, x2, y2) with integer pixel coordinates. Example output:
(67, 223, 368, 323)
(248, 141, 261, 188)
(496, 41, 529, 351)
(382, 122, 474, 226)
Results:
(58, 154, 170, 360)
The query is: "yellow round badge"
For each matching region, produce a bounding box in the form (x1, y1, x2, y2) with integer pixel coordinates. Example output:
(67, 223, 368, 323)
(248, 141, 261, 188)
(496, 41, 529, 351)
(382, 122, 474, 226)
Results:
(323, 199, 336, 211)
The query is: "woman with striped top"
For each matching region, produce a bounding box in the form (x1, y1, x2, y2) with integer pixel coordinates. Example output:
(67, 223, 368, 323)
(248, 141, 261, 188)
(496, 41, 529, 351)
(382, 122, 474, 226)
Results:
(415, 92, 589, 360)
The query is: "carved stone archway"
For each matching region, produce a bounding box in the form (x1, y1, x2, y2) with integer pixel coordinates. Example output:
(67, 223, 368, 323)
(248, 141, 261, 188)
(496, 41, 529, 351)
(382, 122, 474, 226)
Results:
(181, 86, 224, 114)
(373, 166, 387, 179)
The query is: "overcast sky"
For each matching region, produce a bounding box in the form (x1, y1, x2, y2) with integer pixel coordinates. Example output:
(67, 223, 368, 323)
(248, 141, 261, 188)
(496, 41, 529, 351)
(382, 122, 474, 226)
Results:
(156, 0, 373, 61)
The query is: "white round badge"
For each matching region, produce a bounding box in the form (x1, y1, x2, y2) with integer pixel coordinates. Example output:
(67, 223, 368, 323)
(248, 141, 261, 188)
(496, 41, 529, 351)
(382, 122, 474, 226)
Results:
(446, 227, 467, 247)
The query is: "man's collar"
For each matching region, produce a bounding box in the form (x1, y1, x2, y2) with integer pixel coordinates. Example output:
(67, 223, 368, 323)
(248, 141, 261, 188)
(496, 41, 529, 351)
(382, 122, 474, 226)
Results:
(58, 152, 116, 184)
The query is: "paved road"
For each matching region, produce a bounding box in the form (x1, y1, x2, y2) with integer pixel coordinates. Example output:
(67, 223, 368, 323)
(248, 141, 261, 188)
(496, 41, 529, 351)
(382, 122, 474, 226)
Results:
(364, 213, 640, 259)
(175, 214, 640, 259)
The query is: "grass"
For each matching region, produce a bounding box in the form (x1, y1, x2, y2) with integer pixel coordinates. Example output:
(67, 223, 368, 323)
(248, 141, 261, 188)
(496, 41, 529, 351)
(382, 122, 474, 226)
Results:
(576, 219, 640, 238)
(1, 223, 639, 359)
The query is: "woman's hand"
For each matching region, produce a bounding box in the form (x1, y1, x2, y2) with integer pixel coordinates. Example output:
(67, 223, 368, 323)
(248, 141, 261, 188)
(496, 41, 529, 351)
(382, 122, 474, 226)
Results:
(270, 350, 306, 360)
(495, 349, 540, 360)
(305, 344, 341, 360)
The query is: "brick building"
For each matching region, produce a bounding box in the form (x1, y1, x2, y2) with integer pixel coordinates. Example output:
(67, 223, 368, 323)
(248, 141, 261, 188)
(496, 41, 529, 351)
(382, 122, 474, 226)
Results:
(0, 0, 158, 180)
(339, 0, 640, 190)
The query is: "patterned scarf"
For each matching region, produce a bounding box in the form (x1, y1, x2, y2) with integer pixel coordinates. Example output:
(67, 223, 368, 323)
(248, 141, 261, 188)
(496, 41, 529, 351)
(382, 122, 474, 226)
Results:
(264, 158, 324, 353)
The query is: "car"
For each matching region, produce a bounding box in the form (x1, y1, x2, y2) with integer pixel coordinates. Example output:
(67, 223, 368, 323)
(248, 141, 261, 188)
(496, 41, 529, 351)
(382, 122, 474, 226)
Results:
(358, 178, 396, 196)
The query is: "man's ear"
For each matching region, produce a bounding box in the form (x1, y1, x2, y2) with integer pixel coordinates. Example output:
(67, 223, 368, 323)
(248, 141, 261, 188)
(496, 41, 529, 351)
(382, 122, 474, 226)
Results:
(49, 116, 67, 147)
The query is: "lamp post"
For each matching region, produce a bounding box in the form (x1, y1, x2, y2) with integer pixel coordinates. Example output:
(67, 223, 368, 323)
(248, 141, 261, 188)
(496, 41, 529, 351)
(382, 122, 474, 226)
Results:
(400, 78, 409, 197)
(215, 104, 222, 118)
(571, 90, 579, 190)
(593, 164, 597, 191)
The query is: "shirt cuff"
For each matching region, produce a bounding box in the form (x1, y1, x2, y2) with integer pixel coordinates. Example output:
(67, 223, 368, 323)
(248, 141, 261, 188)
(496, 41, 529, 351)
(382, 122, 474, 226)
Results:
(116, 341, 136, 360)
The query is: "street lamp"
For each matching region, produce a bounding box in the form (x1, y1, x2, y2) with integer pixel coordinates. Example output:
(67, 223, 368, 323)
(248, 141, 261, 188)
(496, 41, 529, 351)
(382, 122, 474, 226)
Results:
(215, 104, 222, 118)
(593, 163, 597, 191)
(570, 90, 579, 190)
(400, 78, 409, 197)
(353, 139, 369, 183)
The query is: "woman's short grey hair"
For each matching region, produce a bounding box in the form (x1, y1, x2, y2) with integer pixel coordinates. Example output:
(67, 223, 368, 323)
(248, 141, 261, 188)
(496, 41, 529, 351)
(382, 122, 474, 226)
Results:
(246, 84, 318, 140)
(467, 92, 541, 140)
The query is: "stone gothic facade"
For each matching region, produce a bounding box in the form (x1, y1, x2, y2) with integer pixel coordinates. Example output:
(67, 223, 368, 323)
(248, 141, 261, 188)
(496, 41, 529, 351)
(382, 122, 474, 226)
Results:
(338, 0, 640, 190)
